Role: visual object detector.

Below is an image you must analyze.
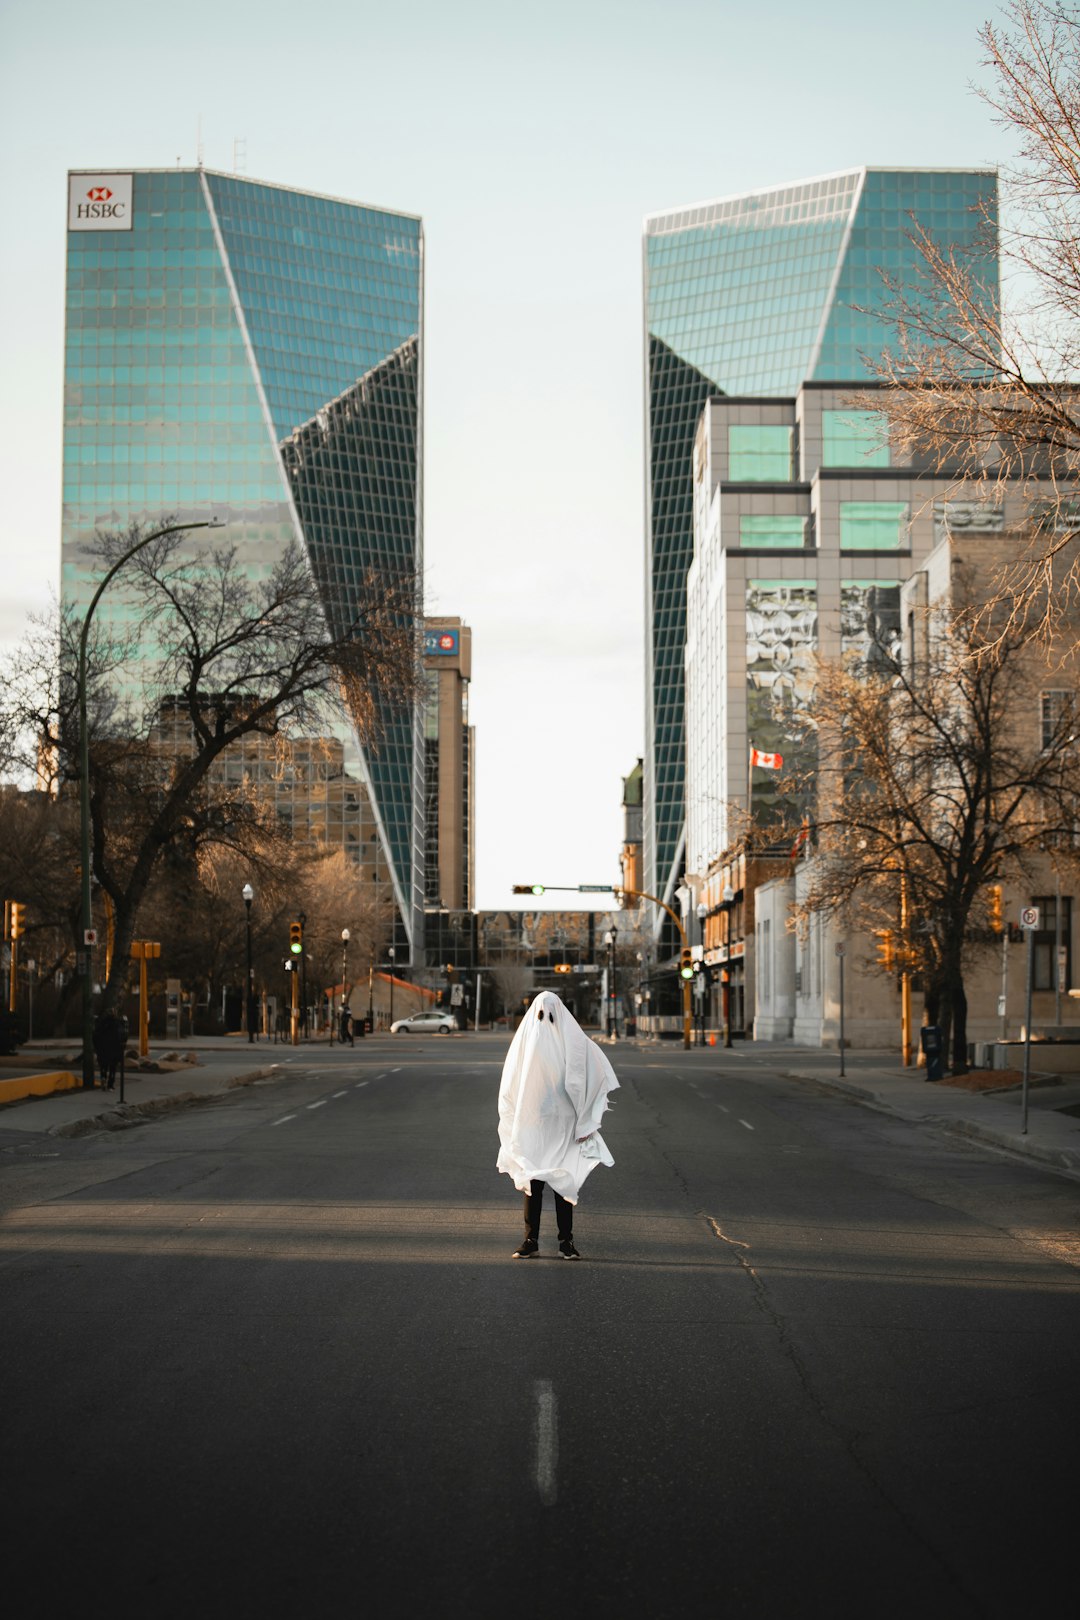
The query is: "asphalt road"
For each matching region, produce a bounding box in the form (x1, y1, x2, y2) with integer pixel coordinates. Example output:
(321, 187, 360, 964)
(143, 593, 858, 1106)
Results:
(3, 1035, 1079, 1618)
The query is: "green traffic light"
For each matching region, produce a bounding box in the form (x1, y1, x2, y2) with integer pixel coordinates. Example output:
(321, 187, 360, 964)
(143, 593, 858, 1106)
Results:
(290, 942, 302, 954)
(531, 884, 545, 896)
(680, 966, 694, 979)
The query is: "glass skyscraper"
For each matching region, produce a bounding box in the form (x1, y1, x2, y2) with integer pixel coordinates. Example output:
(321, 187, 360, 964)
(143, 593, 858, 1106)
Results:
(643, 166, 998, 915)
(61, 168, 424, 955)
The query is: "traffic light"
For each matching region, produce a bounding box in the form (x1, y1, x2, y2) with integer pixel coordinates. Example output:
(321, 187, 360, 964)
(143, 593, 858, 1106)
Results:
(9, 902, 25, 940)
(874, 929, 895, 972)
(290, 920, 303, 955)
(679, 947, 694, 980)
(989, 885, 1003, 934)
(512, 884, 545, 895)
(553, 963, 572, 974)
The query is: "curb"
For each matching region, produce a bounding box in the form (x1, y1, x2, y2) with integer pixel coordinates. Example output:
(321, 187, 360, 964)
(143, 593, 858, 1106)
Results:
(49, 1064, 283, 1139)
(0, 1071, 80, 1105)
(935, 1116, 1080, 1177)
(783, 1069, 1080, 1181)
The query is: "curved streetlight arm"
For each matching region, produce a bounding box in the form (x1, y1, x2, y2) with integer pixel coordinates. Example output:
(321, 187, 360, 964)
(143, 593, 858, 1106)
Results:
(78, 517, 221, 1087)
(615, 886, 687, 945)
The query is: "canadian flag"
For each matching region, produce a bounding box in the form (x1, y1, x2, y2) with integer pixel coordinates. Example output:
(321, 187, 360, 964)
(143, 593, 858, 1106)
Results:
(749, 747, 783, 770)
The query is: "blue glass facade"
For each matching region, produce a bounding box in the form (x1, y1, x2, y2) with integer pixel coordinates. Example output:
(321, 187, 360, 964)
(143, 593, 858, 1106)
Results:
(643, 166, 998, 911)
(61, 168, 424, 952)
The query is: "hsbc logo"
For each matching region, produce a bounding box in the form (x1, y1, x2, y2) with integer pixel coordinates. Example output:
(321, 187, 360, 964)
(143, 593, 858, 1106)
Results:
(423, 628, 461, 658)
(68, 172, 133, 232)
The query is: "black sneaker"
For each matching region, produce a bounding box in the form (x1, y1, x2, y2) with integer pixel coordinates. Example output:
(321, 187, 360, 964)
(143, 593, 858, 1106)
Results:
(512, 1238, 539, 1259)
(559, 1239, 581, 1260)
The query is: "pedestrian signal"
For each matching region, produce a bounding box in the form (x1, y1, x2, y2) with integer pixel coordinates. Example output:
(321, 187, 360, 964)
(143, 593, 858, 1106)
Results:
(874, 930, 895, 972)
(290, 921, 303, 954)
(679, 947, 694, 980)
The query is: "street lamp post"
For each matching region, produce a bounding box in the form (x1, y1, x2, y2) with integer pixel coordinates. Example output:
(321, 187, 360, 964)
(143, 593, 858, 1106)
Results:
(605, 925, 618, 1039)
(721, 885, 736, 1047)
(341, 929, 350, 1035)
(388, 946, 395, 1030)
(77, 517, 221, 1088)
(242, 883, 254, 1043)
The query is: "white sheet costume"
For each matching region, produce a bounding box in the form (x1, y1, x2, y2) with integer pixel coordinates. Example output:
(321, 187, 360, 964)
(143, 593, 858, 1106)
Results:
(497, 992, 619, 1203)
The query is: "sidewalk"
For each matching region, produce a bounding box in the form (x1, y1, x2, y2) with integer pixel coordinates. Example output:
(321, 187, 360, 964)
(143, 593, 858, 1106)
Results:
(778, 1050, 1080, 1179)
(0, 1034, 302, 1140)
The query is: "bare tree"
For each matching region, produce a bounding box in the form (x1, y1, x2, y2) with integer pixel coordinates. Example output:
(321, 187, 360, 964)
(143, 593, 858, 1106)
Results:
(1, 524, 421, 1021)
(854, 2, 1080, 642)
(488, 961, 534, 1023)
(792, 590, 1080, 1073)
(293, 849, 395, 1009)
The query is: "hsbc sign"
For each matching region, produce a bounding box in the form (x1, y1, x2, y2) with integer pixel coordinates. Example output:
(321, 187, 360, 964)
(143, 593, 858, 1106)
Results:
(68, 173, 133, 232)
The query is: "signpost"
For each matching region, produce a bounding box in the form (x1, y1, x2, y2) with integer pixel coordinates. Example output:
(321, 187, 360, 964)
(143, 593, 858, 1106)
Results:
(1020, 906, 1040, 1135)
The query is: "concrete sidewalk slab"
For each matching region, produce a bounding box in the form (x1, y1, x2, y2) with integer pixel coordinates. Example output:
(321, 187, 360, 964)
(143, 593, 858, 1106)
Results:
(0, 1054, 284, 1140)
(783, 1058, 1080, 1178)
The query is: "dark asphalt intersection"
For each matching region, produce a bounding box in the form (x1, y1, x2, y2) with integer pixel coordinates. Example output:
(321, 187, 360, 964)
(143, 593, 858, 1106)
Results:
(2, 1036, 1078, 1618)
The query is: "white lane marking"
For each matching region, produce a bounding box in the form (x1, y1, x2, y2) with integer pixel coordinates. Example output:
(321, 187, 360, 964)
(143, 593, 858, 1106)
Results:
(333, 1090, 348, 1098)
(739, 1119, 755, 1131)
(533, 1379, 558, 1507)
(354, 1082, 369, 1090)
(307, 1100, 328, 1110)
(717, 1105, 729, 1114)
(271, 1115, 296, 1127)
(390, 1067, 402, 1074)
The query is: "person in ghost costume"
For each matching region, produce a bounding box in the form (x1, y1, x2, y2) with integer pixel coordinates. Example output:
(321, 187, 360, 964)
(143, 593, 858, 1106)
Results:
(497, 990, 619, 1259)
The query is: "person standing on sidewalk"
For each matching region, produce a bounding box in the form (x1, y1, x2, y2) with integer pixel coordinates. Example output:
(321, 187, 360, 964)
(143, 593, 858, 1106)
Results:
(339, 1004, 354, 1046)
(497, 991, 619, 1260)
(93, 1009, 126, 1090)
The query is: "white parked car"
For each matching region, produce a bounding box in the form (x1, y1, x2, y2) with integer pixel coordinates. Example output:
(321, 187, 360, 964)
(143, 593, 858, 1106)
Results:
(390, 1011, 455, 1035)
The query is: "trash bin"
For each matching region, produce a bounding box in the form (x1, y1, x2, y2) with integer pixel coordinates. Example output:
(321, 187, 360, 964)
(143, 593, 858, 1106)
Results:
(920, 1024, 944, 1081)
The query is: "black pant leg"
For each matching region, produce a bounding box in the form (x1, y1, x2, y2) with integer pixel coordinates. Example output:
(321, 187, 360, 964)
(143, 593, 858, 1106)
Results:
(553, 1190, 573, 1242)
(523, 1179, 545, 1242)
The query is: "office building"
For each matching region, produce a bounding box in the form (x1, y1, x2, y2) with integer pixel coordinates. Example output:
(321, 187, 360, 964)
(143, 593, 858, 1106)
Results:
(422, 618, 474, 913)
(61, 168, 424, 955)
(683, 382, 1078, 1046)
(643, 167, 998, 929)
(421, 617, 475, 975)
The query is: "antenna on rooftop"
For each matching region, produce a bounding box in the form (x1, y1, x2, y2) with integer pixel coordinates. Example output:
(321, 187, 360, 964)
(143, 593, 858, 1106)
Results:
(233, 137, 247, 174)
(196, 115, 204, 168)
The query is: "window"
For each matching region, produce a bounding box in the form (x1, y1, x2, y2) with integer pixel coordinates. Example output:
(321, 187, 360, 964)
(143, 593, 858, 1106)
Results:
(1033, 895, 1071, 992)
(728, 424, 793, 482)
(822, 410, 889, 467)
(739, 514, 807, 550)
(840, 501, 908, 550)
(1041, 689, 1076, 751)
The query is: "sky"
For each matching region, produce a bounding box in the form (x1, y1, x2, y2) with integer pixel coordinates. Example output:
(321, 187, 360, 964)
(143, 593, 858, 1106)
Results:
(0, 0, 1012, 913)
